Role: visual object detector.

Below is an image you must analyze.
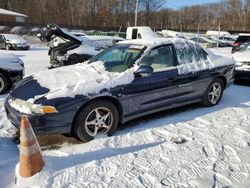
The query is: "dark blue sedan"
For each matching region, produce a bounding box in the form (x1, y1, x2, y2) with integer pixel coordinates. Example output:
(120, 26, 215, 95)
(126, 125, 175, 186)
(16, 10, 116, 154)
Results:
(5, 38, 235, 142)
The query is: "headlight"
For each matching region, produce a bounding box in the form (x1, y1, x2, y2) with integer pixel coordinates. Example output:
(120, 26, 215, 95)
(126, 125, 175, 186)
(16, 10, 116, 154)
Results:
(9, 98, 57, 115)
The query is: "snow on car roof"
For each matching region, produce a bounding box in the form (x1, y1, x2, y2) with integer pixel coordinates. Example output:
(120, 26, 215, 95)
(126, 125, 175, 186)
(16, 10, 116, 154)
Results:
(2, 34, 22, 40)
(118, 37, 174, 47)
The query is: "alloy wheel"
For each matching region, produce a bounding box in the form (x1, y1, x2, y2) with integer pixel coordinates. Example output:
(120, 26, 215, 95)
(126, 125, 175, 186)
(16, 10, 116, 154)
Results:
(84, 107, 113, 137)
(208, 82, 222, 105)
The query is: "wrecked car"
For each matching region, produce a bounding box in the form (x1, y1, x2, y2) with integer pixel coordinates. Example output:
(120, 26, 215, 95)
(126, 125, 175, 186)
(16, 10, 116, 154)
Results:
(5, 38, 235, 142)
(38, 24, 123, 68)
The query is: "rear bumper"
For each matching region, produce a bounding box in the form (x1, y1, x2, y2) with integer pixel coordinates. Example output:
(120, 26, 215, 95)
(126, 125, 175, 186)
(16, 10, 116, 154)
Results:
(10, 44, 30, 50)
(13, 46, 30, 50)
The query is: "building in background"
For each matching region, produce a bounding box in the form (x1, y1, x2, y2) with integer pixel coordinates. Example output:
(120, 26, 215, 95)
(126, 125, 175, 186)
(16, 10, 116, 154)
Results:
(0, 8, 27, 25)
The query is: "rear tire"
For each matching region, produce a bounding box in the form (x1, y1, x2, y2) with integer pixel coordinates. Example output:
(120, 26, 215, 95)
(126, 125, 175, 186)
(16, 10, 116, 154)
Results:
(73, 100, 119, 143)
(202, 78, 224, 107)
(0, 73, 9, 94)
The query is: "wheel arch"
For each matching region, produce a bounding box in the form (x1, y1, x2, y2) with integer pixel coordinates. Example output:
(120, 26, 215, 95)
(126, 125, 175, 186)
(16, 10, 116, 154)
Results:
(70, 96, 124, 134)
(0, 69, 11, 84)
(216, 75, 227, 88)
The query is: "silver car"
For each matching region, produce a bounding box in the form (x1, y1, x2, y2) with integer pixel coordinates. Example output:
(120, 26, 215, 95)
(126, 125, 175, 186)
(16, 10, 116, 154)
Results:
(0, 34, 30, 50)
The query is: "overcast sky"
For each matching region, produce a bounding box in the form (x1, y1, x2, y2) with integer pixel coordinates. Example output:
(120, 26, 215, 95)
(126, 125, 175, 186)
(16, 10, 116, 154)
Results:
(165, 0, 220, 9)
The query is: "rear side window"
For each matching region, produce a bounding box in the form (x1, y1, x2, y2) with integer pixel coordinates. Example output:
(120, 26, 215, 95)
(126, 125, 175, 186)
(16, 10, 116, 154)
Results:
(236, 36, 250, 43)
(174, 41, 208, 65)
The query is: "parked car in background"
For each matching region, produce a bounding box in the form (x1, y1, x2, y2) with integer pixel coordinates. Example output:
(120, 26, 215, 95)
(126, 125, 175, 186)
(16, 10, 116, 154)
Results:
(0, 34, 30, 50)
(233, 44, 250, 80)
(29, 27, 41, 35)
(190, 36, 217, 48)
(218, 36, 235, 47)
(10, 26, 28, 35)
(0, 53, 24, 94)
(5, 38, 235, 142)
(0, 26, 10, 33)
(232, 33, 250, 53)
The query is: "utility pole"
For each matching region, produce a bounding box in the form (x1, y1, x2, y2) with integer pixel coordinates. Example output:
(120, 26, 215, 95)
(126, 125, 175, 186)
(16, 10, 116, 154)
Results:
(197, 23, 200, 36)
(135, 0, 139, 26)
(217, 23, 221, 48)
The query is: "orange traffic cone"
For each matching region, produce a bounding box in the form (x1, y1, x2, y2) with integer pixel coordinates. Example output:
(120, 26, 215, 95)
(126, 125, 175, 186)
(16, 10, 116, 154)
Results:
(19, 115, 44, 177)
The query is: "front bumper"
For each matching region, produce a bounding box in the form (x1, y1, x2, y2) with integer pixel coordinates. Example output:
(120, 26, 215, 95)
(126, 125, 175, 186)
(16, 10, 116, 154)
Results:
(4, 96, 75, 135)
(12, 45, 30, 50)
(235, 69, 250, 80)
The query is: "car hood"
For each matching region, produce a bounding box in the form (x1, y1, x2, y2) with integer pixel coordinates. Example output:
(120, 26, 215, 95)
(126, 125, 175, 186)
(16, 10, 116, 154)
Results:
(11, 61, 136, 103)
(233, 50, 250, 62)
(10, 76, 50, 101)
(0, 53, 19, 63)
(0, 53, 23, 71)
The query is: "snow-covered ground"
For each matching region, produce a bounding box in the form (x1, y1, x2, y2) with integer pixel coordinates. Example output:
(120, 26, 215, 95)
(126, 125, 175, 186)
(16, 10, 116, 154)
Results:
(0, 47, 250, 188)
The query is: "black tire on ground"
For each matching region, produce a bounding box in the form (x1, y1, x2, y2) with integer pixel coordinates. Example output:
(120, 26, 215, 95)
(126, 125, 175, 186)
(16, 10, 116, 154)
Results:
(0, 73, 9, 94)
(5, 44, 10, 50)
(73, 100, 119, 143)
(202, 78, 224, 107)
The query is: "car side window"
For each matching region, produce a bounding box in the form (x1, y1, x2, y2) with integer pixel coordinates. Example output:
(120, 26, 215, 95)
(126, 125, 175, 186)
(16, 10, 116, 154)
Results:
(140, 45, 174, 72)
(174, 41, 208, 64)
(0, 35, 5, 43)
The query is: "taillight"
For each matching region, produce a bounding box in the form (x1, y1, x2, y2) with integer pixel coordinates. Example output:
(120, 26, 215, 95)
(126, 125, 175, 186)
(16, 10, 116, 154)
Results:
(232, 42, 240, 47)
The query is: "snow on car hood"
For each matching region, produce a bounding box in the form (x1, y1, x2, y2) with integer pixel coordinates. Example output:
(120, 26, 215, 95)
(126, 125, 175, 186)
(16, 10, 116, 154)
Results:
(232, 50, 250, 70)
(233, 50, 250, 62)
(32, 61, 136, 100)
(7, 39, 28, 45)
(0, 53, 23, 71)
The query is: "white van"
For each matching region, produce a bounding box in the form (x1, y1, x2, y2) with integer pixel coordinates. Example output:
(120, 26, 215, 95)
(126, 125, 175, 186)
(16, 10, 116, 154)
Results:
(126, 27, 156, 40)
(206, 30, 231, 37)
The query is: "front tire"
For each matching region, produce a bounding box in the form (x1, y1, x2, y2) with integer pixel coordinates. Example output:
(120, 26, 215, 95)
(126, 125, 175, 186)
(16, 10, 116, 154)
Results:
(5, 44, 10, 50)
(202, 78, 224, 107)
(0, 73, 9, 94)
(73, 100, 119, 142)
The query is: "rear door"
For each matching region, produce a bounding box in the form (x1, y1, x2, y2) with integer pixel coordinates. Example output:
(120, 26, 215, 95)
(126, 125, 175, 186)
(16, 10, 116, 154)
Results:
(174, 42, 212, 102)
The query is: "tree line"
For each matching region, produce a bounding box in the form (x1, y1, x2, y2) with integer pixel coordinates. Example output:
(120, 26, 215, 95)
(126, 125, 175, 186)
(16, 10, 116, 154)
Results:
(0, 0, 250, 32)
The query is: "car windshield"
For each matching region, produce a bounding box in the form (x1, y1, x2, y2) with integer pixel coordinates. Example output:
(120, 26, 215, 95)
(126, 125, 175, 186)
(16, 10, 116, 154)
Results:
(89, 44, 146, 73)
(4, 34, 22, 40)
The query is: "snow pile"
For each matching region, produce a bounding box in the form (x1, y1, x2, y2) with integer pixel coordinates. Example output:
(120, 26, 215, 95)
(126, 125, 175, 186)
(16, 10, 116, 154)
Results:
(10, 84, 250, 188)
(33, 61, 136, 100)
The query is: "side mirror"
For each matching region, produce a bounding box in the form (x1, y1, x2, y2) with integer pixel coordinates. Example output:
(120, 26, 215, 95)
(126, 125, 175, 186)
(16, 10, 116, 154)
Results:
(134, 65, 153, 76)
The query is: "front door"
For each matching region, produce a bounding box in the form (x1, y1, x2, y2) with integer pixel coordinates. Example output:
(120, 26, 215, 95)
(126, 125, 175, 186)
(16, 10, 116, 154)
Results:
(117, 45, 179, 119)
